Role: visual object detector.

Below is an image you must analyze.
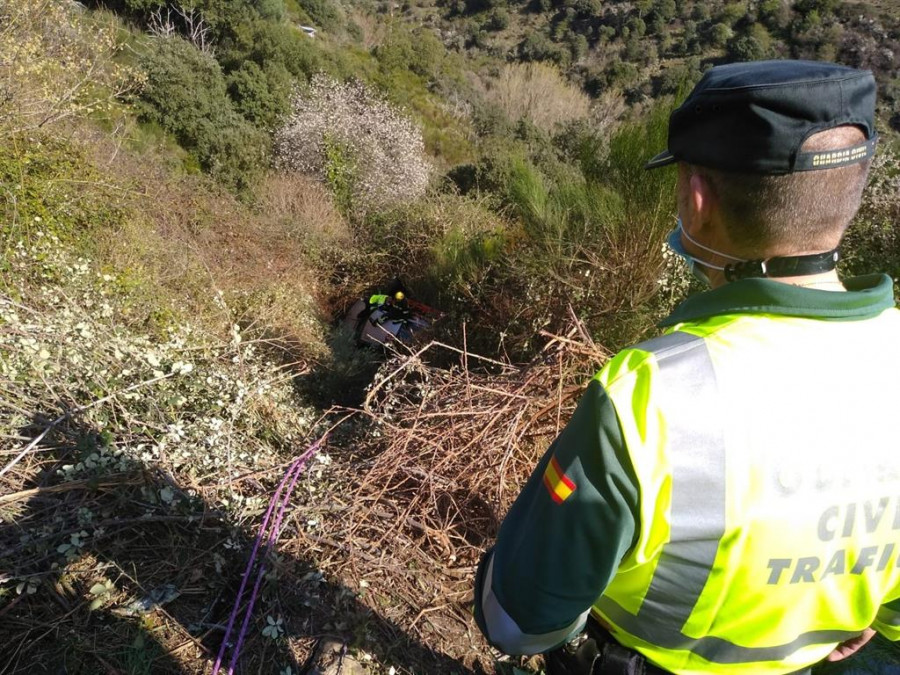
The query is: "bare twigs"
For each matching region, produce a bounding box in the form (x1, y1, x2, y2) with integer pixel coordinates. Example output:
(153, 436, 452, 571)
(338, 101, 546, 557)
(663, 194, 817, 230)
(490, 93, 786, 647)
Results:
(290, 325, 608, 662)
(148, 5, 212, 53)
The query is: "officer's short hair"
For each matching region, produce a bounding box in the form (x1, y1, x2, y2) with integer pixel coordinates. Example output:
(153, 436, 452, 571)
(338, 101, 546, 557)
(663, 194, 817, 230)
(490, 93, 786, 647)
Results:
(691, 126, 873, 255)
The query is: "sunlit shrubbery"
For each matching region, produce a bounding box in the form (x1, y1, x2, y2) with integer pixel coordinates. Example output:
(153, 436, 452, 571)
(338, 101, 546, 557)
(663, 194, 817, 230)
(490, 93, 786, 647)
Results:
(484, 62, 591, 133)
(0, 232, 317, 490)
(274, 75, 432, 214)
(456, 102, 678, 357)
(0, 0, 143, 134)
(139, 35, 268, 189)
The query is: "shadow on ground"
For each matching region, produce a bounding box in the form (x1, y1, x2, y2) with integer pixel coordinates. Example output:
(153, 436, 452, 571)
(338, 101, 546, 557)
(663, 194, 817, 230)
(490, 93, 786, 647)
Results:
(0, 415, 479, 674)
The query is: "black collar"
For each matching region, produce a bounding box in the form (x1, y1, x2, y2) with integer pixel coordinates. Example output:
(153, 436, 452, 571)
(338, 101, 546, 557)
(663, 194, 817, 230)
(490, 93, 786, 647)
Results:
(724, 249, 840, 281)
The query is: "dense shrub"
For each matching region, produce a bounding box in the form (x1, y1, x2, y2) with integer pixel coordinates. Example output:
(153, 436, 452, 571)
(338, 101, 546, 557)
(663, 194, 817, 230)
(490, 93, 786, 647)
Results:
(656, 58, 703, 96)
(294, 0, 340, 29)
(138, 36, 268, 189)
(274, 76, 432, 214)
(195, 0, 285, 31)
(462, 101, 677, 357)
(707, 22, 733, 48)
(485, 63, 590, 133)
(374, 27, 446, 80)
(0, 0, 142, 135)
(727, 34, 766, 61)
(226, 60, 292, 129)
(518, 32, 568, 64)
(217, 20, 321, 80)
(486, 7, 511, 31)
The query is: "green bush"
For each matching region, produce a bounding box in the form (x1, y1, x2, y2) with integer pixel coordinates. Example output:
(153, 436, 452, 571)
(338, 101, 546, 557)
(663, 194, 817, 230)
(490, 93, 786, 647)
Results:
(138, 36, 268, 189)
(727, 34, 767, 61)
(461, 101, 678, 357)
(656, 59, 703, 96)
(717, 1, 748, 27)
(707, 22, 733, 48)
(374, 27, 447, 80)
(195, 0, 285, 33)
(226, 60, 292, 129)
(294, 0, 340, 29)
(518, 32, 568, 64)
(651, 0, 676, 22)
(218, 20, 321, 80)
(0, 135, 124, 255)
(486, 7, 511, 30)
(759, 0, 790, 29)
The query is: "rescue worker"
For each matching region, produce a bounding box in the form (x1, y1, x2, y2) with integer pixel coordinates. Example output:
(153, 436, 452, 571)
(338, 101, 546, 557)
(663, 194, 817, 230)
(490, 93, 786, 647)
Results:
(369, 291, 410, 324)
(474, 60, 900, 675)
(356, 290, 410, 339)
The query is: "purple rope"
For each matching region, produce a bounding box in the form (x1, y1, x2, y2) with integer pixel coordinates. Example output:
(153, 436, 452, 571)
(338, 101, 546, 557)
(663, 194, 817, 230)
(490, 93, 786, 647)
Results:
(227, 447, 311, 673)
(211, 458, 297, 675)
(212, 438, 324, 675)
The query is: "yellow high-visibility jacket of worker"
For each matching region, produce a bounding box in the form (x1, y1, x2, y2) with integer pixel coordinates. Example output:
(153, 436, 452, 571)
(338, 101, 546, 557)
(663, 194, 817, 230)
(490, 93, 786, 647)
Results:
(475, 274, 900, 674)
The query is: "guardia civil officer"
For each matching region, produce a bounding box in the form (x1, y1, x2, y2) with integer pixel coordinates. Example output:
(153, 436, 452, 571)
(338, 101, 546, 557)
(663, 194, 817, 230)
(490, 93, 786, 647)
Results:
(474, 60, 900, 675)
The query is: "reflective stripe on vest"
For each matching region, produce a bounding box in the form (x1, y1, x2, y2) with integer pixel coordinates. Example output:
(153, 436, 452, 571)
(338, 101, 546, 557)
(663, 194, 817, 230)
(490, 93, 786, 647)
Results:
(594, 329, 868, 670)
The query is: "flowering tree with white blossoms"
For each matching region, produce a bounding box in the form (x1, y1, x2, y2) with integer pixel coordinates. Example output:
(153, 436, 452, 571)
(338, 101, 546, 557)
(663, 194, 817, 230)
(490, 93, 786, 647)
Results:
(274, 75, 432, 214)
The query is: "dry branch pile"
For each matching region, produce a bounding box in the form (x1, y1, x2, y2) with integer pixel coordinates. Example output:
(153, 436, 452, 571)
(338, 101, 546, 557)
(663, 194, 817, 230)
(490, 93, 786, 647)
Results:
(292, 325, 609, 668)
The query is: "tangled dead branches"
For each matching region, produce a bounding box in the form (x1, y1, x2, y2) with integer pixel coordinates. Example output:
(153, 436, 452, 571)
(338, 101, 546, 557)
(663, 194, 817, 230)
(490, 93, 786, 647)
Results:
(290, 323, 608, 664)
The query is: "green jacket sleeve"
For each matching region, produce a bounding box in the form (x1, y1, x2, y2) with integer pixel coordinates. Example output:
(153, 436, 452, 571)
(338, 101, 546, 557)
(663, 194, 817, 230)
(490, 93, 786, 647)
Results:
(474, 379, 640, 655)
(873, 597, 900, 640)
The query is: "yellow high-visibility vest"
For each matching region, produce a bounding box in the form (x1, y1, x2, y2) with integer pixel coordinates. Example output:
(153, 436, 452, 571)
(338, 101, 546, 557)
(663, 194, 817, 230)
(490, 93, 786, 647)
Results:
(592, 308, 900, 674)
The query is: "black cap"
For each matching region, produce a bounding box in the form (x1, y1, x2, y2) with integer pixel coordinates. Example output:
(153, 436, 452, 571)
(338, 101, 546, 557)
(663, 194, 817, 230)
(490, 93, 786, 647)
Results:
(646, 60, 877, 174)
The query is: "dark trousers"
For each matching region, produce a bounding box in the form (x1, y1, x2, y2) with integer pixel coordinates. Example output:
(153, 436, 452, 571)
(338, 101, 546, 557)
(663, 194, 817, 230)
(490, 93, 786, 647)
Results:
(545, 618, 669, 675)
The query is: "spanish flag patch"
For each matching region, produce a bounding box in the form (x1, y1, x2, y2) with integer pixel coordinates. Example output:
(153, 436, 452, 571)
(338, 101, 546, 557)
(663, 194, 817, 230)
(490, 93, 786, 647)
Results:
(543, 456, 576, 504)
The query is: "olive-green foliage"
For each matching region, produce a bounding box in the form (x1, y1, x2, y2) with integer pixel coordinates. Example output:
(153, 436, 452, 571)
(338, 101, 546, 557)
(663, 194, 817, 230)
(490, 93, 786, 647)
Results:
(0, 136, 123, 256)
(116, 0, 165, 12)
(594, 102, 673, 229)
(465, 101, 677, 356)
(356, 195, 506, 322)
(374, 27, 447, 81)
(716, 1, 748, 27)
(218, 20, 321, 80)
(486, 7, 511, 31)
(294, 0, 340, 29)
(727, 34, 767, 61)
(110, 0, 284, 30)
(226, 60, 292, 129)
(368, 26, 474, 165)
(518, 32, 568, 64)
(656, 58, 703, 96)
(759, 0, 791, 30)
(465, 115, 564, 199)
(706, 22, 733, 48)
(323, 134, 356, 215)
(138, 37, 267, 189)
(197, 0, 285, 31)
(508, 158, 624, 260)
(794, 0, 838, 15)
(651, 0, 676, 22)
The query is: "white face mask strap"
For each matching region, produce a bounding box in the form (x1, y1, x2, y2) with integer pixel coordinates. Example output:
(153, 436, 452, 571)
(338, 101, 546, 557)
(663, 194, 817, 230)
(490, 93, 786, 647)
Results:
(693, 258, 728, 272)
(678, 220, 746, 262)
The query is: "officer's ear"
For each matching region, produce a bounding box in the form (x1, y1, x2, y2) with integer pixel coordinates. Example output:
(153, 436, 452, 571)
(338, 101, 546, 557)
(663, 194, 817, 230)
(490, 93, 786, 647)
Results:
(688, 171, 717, 229)
(678, 164, 718, 238)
